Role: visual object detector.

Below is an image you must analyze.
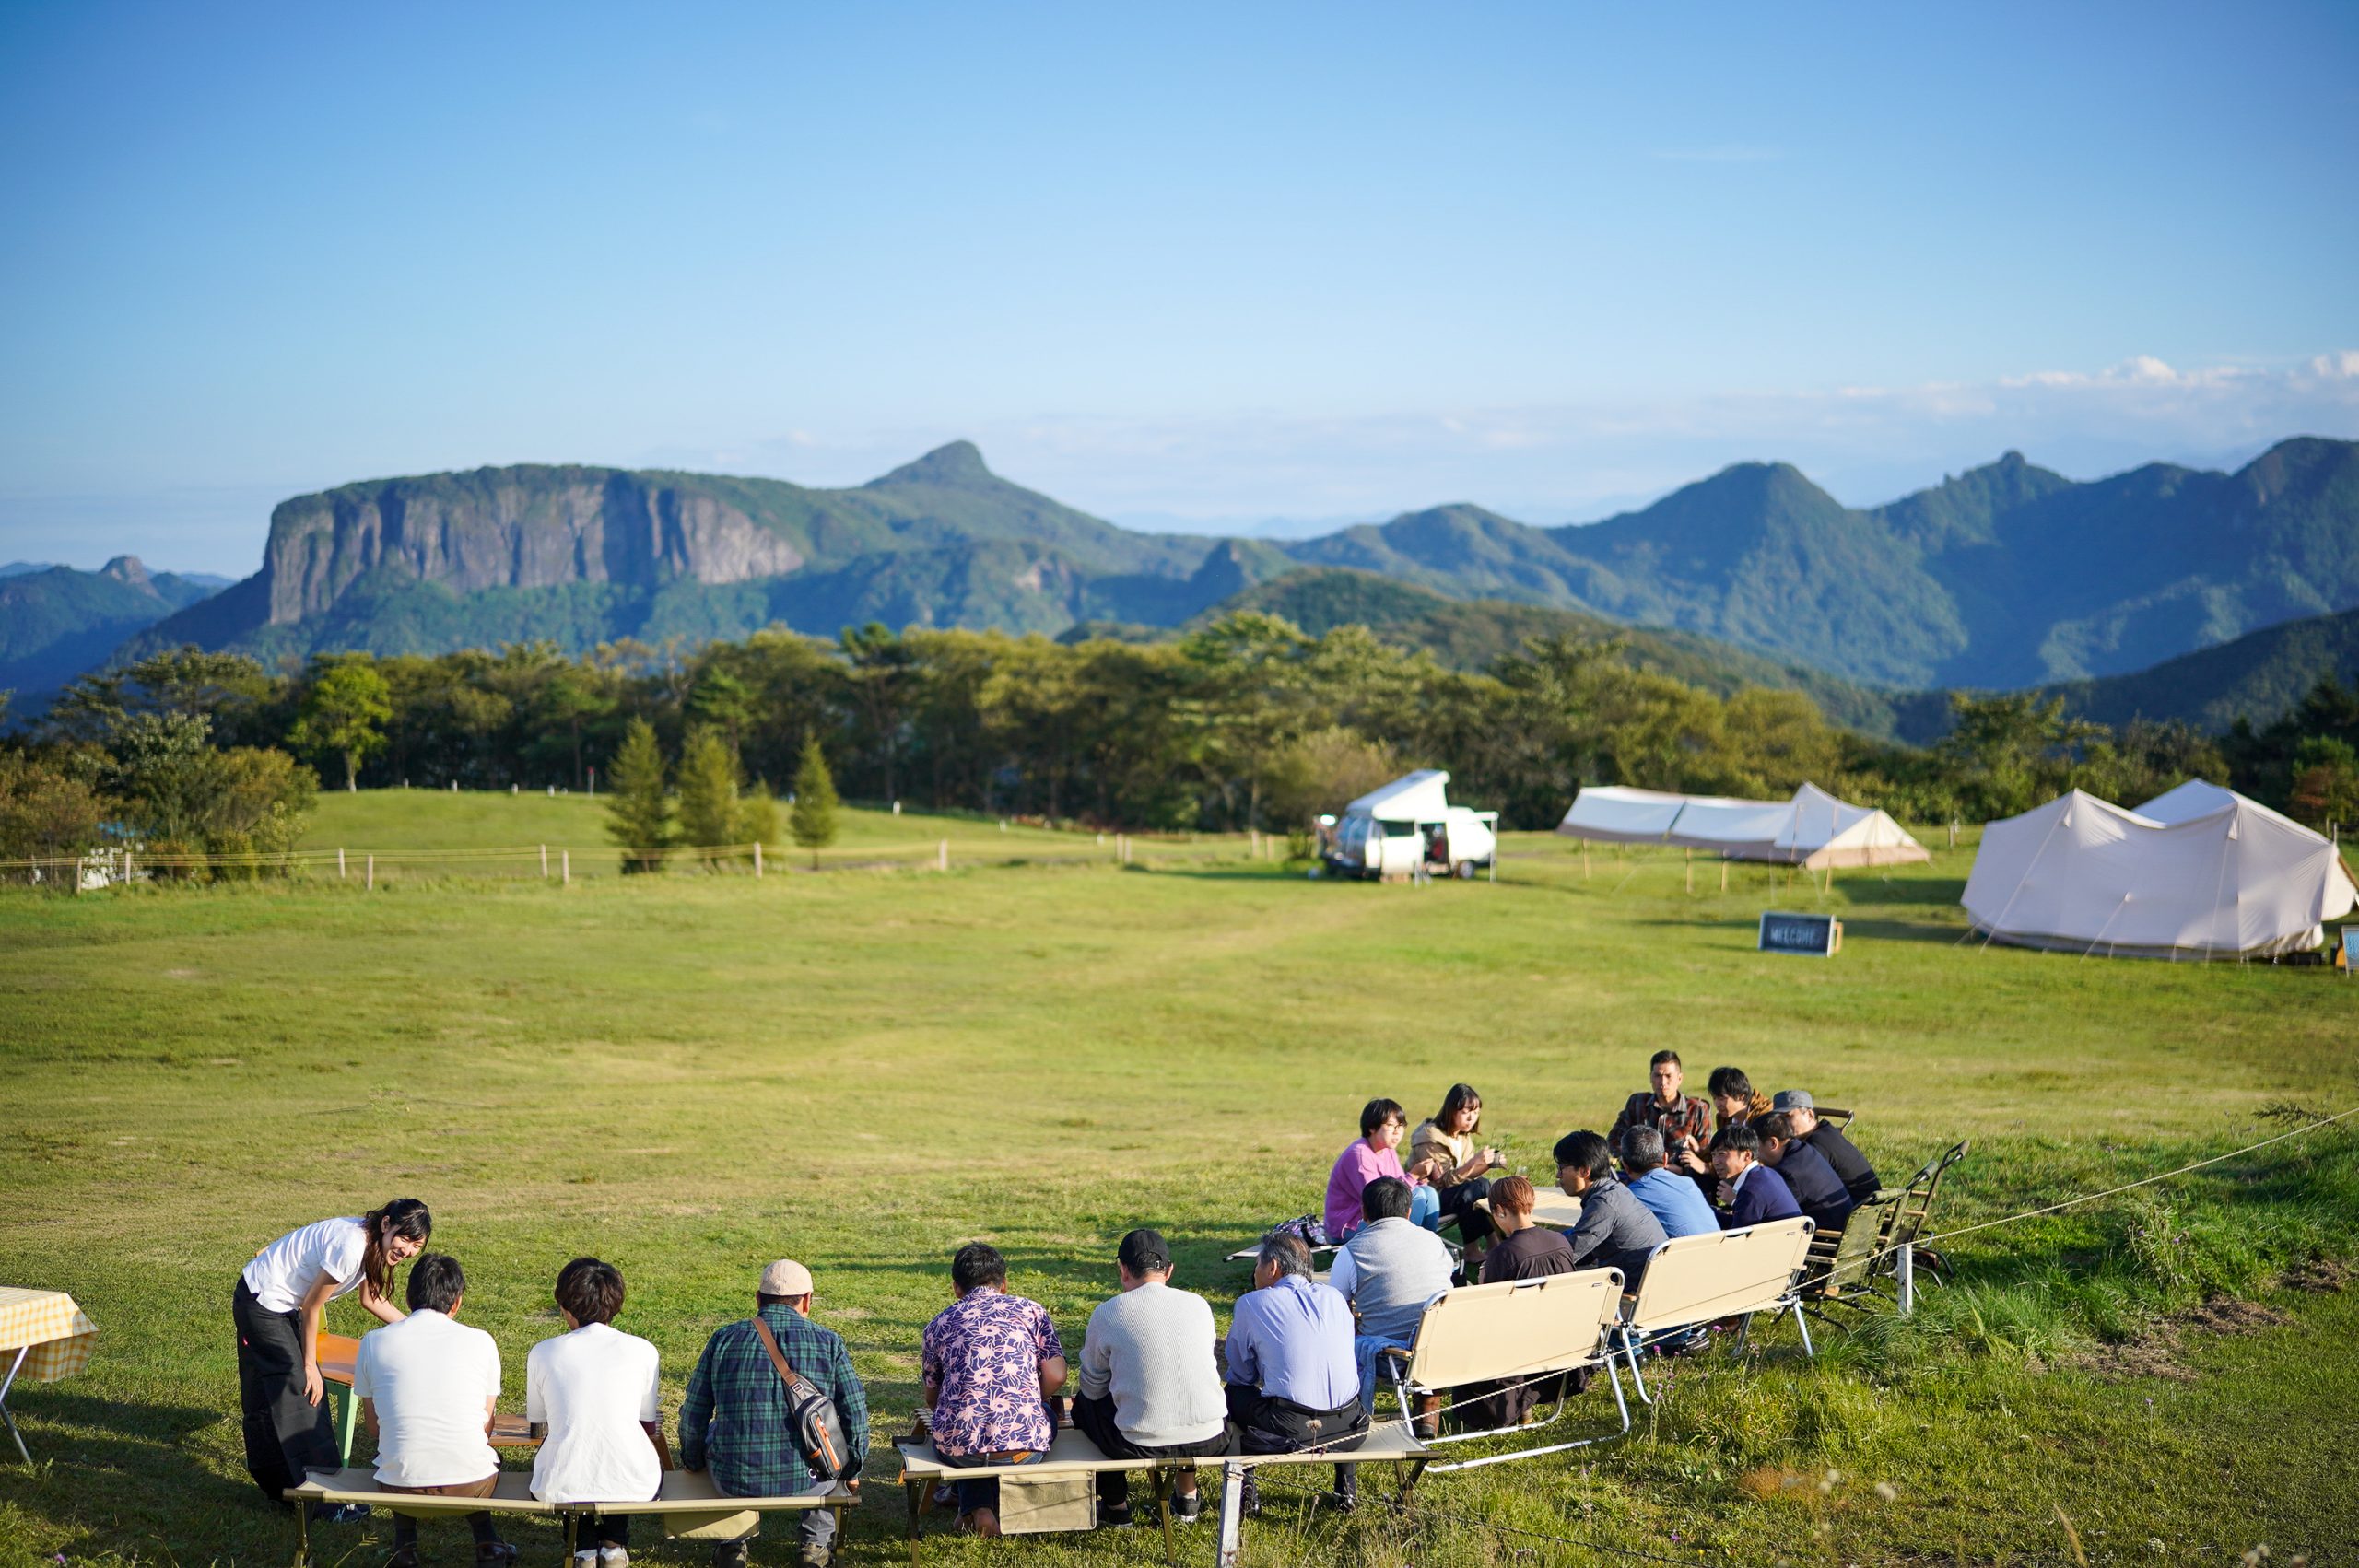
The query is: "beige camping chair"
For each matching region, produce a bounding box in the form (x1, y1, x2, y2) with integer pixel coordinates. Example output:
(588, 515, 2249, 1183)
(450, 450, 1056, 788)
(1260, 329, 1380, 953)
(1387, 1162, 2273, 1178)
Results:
(1376, 1267, 1629, 1469)
(1615, 1217, 1816, 1403)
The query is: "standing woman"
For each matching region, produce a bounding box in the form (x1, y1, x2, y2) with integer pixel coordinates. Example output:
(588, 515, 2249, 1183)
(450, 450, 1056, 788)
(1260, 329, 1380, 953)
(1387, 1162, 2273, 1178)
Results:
(234, 1199, 432, 1508)
(1409, 1083, 1502, 1269)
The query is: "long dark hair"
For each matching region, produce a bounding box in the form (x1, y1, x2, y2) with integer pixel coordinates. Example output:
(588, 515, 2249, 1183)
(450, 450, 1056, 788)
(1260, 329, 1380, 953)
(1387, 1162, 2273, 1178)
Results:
(360, 1199, 432, 1301)
(1437, 1082, 1483, 1137)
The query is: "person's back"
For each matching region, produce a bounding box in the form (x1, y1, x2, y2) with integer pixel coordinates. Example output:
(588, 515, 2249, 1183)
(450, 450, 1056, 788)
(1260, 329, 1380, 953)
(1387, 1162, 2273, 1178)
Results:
(1226, 1273, 1356, 1410)
(1567, 1176, 1670, 1282)
(1767, 1135, 1854, 1230)
(1479, 1223, 1575, 1283)
(527, 1322, 661, 1503)
(1079, 1281, 1226, 1446)
(1331, 1215, 1452, 1343)
(922, 1287, 1062, 1459)
(1805, 1121, 1881, 1201)
(355, 1305, 500, 1488)
(1626, 1165, 1718, 1239)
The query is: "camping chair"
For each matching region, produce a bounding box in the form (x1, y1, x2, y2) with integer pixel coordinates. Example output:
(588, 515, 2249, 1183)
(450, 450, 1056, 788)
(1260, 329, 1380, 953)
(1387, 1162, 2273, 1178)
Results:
(1864, 1140, 1970, 1312)
(1797, 1197, 1894, 1317)
(1813, 1106, 1857, 1130)
(1376, 1267, 1630, 1469)
(1615, 1217, 1816, 1403)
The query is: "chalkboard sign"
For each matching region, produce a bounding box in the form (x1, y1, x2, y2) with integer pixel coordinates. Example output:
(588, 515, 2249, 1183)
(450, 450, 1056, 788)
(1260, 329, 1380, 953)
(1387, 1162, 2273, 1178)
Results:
(1759, 911, 1842, 957)
(2341, 925, 2356, 976)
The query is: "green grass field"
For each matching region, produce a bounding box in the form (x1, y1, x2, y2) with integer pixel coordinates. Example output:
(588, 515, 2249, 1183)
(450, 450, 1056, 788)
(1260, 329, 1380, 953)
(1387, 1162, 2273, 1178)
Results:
(5, 797, 2356, 1566)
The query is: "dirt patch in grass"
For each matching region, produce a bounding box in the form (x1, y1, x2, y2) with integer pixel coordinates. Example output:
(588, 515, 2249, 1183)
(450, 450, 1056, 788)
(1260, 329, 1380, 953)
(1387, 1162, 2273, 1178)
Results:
(2065, 1295, 2294, 1383)
(2281, 1255, 2350, 1293)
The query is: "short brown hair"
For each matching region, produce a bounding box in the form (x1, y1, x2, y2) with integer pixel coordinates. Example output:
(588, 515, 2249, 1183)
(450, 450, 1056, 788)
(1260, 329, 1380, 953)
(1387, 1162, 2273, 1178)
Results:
(1489, 1175, 1537, 1214)
(555, 1256, 625, 1326)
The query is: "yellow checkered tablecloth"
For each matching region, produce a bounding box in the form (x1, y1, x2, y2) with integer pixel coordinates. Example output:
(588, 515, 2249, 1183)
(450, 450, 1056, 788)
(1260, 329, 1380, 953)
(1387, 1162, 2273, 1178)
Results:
(0, 1287, 98, 1383)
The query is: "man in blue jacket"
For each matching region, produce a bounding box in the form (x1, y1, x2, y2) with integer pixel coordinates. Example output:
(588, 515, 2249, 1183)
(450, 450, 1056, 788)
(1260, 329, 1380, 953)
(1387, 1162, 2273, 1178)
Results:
(1708, 1126, 1801, 1230)
(1754, 1113, 1856, 1233)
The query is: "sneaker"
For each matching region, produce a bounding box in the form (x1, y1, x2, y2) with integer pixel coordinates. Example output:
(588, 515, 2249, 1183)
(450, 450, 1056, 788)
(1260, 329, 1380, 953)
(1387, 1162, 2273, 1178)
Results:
(797, 1549, 832, 1568)
(474, 1544, 519, 1565)
(1324, 1489, 1359, 1515)
(573, 1553, 600, 1568)
(599, 1550, 630, 1567)
(1098, 1501, 1134, 1529)
(1173, 1489, 1203, 1523)
(710, 1544, 749, 1568)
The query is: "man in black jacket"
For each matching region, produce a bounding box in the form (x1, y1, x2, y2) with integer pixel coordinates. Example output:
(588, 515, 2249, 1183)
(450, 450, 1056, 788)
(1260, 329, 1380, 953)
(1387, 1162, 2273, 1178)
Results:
(1772, 1091, 1881, 1202)
(1754, 1113, 1856, 1232)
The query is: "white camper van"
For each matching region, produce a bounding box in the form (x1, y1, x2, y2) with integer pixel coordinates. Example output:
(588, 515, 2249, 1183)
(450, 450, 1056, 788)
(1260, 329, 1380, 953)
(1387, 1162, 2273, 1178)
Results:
(1324, 769, 1499, 880)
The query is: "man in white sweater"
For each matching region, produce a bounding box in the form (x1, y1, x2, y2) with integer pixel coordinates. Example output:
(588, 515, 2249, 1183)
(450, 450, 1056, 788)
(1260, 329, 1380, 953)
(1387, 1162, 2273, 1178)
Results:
(1074, 1229, 1233, 1527)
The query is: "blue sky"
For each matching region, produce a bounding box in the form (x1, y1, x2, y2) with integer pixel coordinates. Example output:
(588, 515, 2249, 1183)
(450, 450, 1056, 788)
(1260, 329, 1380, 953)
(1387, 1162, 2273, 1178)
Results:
(3, 1, 2355, 571)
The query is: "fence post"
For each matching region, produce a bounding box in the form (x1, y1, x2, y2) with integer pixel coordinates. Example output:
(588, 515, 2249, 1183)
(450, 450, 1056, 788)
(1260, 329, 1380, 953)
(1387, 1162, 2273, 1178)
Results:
(1685, 847, 1693, 894)
(1250, 828, 1260, 860)
(339, 848, 346, 881)
(938, 839, 948, 873)
(754, 841, 763, 878)
(1948, 818, 1958, 850)
(562, 849, 570, 887)
(1721, 860, 1729, 894)
(366, 854, 374, 891)
(540, 845, 548, 879)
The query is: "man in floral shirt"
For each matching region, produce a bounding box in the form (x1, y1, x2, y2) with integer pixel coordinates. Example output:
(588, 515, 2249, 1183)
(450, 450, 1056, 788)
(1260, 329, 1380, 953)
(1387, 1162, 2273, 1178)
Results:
(921, 1243, 1068, 1536)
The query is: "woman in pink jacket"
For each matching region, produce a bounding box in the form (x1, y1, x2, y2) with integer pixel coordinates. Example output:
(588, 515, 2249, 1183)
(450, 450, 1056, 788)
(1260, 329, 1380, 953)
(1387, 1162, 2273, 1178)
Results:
(1323, 1098, 1444, 1239)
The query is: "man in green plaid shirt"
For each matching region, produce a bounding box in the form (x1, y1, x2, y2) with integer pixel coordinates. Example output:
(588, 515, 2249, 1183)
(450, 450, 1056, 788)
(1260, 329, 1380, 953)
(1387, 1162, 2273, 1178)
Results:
(679, 1260, 869, 1568)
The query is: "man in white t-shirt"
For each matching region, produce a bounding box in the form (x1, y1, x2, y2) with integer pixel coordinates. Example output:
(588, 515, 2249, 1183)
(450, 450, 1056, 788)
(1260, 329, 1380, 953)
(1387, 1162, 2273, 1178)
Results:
(528, 1257, 666, 1566)
(352, 1253, 516, 1566)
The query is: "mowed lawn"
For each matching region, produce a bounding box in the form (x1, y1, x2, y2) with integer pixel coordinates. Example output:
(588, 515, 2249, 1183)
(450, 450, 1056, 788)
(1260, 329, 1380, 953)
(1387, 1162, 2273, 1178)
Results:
(4, 801, 2357, 1566)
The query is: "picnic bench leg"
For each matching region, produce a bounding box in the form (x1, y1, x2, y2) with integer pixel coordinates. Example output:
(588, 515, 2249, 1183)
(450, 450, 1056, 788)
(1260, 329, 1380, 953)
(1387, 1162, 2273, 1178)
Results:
(332, 1381, 358, 1467)
(0, 1346, 29, 1465)
(1398, 1457, 1430, 1507)
(1897, 1243, 1917, 1316)
(1148, 1465, 1177, 1566)
(291, 1498, 311, 1568)
(1216, 1458, 1247, 1568)
(903, 1478, 925, 1565)
(1620, 1328, 1654, 1406)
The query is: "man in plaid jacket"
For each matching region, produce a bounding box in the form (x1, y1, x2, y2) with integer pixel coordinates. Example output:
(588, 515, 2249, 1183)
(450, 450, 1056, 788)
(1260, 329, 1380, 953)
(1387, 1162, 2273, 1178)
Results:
(679, 1260, 869, 1568)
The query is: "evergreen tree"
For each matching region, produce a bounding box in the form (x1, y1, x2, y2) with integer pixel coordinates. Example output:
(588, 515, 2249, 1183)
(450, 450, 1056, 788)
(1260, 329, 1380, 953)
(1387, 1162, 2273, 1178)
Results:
(675, 725, 744, 865)
(604, 718, 673, 873)
(791, 734, 839, 869)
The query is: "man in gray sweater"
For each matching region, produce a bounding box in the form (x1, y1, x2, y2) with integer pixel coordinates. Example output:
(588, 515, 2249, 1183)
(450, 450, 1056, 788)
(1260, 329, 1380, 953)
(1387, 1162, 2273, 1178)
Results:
(1328, 1176, 1454, 1434)
(1553, 1130, 1670, 1285)
(1074, 1229, 1233, 1527)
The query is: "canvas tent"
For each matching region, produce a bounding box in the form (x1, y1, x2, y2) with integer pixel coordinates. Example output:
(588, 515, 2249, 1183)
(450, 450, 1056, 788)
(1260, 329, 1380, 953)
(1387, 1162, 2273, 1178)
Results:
(1555, 783, 1930, 869)
(1961, 784, 2359, 960)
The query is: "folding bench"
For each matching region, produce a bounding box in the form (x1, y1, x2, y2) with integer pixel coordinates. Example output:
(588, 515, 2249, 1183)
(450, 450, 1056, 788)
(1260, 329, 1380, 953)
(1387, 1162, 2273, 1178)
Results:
(283, 1467, 859, 1567)
(1375, 1266, 1631, 1470)
(894, 1422, 1434, 1567)
(1615, 1216, 1816, 1403)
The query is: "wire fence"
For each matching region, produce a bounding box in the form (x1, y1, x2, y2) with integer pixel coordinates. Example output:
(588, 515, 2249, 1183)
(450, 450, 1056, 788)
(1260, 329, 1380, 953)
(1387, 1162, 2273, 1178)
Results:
(0, 827, 1297, 889)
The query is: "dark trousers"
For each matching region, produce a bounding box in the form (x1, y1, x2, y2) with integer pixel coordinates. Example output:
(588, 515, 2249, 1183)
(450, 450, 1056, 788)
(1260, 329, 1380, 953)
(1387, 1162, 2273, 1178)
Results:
(381, 1474, 502, 1549)
(233, 1280, 339, 1504)
(1071, 1393, 1233, 1509)
(1225, 1384, 1366, 1503)
(1434, 1178, 1495, 1246)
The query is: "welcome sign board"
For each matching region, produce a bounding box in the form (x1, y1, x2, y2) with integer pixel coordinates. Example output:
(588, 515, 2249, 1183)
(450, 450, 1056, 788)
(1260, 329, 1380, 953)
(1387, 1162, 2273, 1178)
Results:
(1759, 911, 1841, 957)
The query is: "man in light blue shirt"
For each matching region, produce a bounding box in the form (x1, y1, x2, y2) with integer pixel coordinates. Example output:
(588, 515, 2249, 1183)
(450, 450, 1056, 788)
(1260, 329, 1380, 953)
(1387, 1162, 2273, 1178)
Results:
(1620, 1129, 1718, 1239)
(1329, 1176, 1453, 1436)
(1225, 1233, 1367, 1514)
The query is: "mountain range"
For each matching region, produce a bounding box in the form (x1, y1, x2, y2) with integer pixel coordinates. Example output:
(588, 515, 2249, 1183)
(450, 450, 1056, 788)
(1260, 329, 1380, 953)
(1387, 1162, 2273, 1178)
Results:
(10, 436, 2359, 733)
(0, 557, 229, 708)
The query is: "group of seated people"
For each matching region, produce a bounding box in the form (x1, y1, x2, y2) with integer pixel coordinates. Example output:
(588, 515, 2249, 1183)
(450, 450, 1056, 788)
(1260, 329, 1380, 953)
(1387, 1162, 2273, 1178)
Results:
(346, 1054, 1879, 1563)
(348, 1252, 865, 1568)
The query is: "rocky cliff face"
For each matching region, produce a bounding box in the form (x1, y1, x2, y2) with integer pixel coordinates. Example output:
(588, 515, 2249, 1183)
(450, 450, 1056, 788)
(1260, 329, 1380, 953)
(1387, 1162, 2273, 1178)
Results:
(261, 467, 805, 626)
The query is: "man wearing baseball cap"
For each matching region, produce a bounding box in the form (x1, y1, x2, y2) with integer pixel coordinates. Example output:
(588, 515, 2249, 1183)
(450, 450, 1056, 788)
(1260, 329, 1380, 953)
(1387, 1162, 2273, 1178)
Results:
(678, 1260, 869, 1568)
(1771, 1091, 1882, 1204)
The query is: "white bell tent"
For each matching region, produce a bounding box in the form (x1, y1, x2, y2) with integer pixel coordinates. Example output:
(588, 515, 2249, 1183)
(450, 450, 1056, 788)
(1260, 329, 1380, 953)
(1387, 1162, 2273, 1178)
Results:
(1961, 783, 2359, 960)
(1555, 782, 1930, 869)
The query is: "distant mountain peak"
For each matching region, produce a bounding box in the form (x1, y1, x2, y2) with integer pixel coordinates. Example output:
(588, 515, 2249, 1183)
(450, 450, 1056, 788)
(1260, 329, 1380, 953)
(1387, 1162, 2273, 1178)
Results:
(867, 440, 993, 489)
(100, 555, 150, 585)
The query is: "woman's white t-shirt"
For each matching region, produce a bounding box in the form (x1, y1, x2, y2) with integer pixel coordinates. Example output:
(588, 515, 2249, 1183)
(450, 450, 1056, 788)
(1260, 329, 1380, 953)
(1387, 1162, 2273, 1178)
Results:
(242, 1217, 369, 1314)
(526, 1323, 663, 1504)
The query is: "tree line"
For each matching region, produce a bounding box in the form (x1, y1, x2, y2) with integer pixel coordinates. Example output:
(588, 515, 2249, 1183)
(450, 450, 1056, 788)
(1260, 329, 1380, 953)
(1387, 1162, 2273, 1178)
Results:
(6, 613, 2359, 876)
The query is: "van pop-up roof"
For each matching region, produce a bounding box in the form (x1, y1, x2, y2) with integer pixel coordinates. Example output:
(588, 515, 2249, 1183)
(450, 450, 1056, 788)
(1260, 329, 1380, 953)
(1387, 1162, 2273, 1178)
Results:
(1344, 769, 1454, 821)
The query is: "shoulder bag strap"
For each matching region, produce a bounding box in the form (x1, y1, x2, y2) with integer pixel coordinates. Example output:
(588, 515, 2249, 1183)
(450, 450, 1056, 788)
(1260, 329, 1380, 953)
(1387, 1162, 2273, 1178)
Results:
(749, 1315, 813, 1396)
